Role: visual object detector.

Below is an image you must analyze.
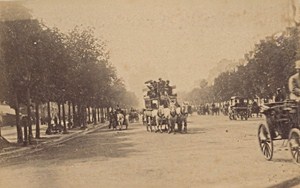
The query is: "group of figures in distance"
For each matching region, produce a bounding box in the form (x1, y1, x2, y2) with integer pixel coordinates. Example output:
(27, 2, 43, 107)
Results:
(143, 78, 188, 134)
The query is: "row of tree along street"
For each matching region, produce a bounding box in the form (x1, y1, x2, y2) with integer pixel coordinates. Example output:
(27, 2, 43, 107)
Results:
(185, 26, 299, 104)
(0, 4, 138, 145)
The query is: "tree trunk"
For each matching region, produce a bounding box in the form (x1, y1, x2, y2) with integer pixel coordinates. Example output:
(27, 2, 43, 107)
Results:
(100, 108, 104, 123)
(78, 103, 81, 127)
(62, 102, 67, 133)
(58, 102, 61, 125)
(92, 107, 97, 125)
(47, 101, 51, 129)
(87, 106, 91, 123)
(15, 92, 23, 143)
(83, 105, 87, 128)
(68, 101, 71, 124)
(35, 102, 40, 139)
(72, 102, 77, 127)
(97, 108, 100, 122)
(26, 87, 32, 145)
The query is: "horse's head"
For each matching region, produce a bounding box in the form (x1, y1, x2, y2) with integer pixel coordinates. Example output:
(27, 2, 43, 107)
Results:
(158, 106, 164, 117)
(181, 105, 188, 114)
(175, 107, 182, 115)
(169, 104, 177, 117)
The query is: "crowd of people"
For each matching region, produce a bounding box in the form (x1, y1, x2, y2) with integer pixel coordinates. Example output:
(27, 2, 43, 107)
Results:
(144, 78, 176, 99)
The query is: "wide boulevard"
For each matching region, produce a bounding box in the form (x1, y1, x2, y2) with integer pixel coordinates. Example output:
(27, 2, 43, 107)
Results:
(0, 114, 299, 188)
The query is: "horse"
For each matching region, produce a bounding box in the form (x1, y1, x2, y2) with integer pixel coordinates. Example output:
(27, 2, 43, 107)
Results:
(143, 109, 158, 132)
(167, 104, 177, 134)
(211, 106, 220, 116)
(177, 105, 188, 133)
(155, 105, 167, 133)
(115, 112, 124, 130)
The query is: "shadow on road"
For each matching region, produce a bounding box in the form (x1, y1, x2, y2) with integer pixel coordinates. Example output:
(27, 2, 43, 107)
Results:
(271, 158, 293, 164)
(184, 127, 208, 135)
(0, 127, 138, 168)
(267, 176, 300, 188)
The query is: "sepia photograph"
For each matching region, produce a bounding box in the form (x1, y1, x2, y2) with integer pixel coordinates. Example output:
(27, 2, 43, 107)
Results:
(0, 0, 300, 187)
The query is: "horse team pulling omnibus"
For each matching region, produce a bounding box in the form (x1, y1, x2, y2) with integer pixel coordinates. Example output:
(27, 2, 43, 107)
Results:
(142, 78, 189, 134)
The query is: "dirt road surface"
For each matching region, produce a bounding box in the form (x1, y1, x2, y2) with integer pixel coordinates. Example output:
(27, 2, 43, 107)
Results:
(0, 115, 299, 188)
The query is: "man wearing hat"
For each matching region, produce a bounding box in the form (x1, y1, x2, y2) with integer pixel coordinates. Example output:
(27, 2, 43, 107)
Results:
(289, 60, 300, 100)
(275, 88, 285, 102)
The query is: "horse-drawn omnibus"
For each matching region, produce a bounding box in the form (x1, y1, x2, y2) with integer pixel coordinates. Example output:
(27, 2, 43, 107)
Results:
(143, 79, 187, 133)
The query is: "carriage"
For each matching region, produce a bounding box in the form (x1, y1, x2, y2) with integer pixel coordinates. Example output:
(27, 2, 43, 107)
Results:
(228, 96, 250, 120)
(142, 78, 187, 133)
(108, 108, 129, 130)
(258, 99, 300, 163)
(143, 95, 177, 132)
(128, 109, 139, 123)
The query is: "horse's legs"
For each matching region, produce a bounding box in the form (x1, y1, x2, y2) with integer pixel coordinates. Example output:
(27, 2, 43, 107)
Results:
(168, 117, 175, 134)
(172, 118, 176, 134)
(159, 121, 163, 133)
(120, 119, 123, 130)
(146, 116, 150, 132)
(183, 117, 187, 133)
(156, 118, 160, 132)
(150, 117, 153, 132)
(177, 116, 182, 132)
(156, 118, 163, 133)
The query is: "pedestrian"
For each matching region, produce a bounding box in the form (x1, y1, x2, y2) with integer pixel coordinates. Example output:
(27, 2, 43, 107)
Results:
(274, 88, 285, 102)
(165, 80, 172, 96)
(53, 116, 58, 126)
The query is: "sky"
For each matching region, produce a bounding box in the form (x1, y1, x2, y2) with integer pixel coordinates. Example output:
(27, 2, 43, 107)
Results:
(19, 0, 291, 103)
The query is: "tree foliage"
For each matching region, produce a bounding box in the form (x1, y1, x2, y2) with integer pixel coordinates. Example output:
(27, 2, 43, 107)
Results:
(185, 27, 298, 104)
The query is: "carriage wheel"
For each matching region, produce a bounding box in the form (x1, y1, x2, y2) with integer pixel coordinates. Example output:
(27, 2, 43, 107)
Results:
(258, 123, 273, 161)
(288, 128, 300, 164)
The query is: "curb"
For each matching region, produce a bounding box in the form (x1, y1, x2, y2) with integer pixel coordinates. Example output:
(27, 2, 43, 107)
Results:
(0, 123, 108, 158)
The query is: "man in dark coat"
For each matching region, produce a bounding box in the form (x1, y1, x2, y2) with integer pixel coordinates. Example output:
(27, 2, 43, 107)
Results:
(275, 88, 285, 102)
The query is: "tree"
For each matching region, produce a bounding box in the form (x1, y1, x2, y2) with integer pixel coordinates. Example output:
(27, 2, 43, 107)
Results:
(0, 1, 33, 143)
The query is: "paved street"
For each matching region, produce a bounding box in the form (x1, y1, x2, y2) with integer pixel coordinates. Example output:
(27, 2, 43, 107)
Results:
(0, 114, 299, 188)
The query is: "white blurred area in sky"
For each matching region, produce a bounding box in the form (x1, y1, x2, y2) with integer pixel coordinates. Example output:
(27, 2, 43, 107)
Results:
(23, 0, 291, 100)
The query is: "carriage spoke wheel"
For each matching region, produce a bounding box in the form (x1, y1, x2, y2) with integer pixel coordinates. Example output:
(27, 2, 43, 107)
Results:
(288, 128, 300, 164)
(258, 124, 273, 161)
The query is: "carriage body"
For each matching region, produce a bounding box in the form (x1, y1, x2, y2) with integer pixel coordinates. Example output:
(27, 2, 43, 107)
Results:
(261, 100, 298, 139)
(128, 109, 139, 123)
(258, 99, 300, 163)
(228, 96, 250, 120)
(108, 108, 129, 130)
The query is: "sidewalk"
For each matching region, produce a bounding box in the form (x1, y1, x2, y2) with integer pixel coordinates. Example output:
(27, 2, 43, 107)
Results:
(0, 122, 108, 157)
